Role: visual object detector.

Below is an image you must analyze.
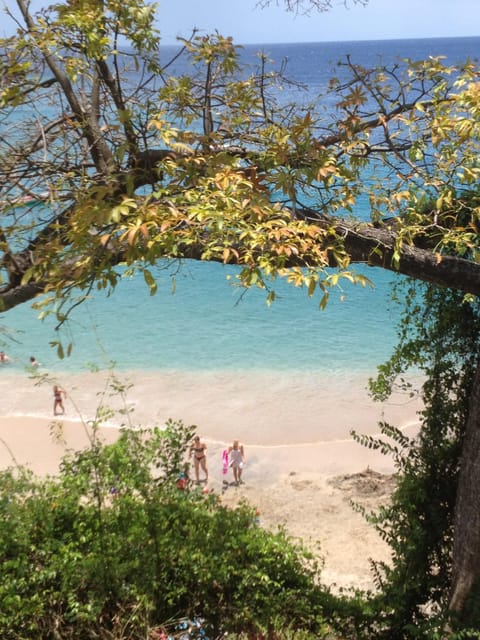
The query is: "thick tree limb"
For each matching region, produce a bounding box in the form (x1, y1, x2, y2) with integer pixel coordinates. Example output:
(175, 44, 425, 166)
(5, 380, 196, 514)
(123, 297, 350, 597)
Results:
(449, 359, 480, 617)
(330, 219, 480, 295)
(0, 281, 46, 311)
(1, 212, 479, 313)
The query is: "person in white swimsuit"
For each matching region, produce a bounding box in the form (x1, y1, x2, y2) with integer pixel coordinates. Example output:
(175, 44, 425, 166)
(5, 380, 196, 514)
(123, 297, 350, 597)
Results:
(228, 439, 245, 485)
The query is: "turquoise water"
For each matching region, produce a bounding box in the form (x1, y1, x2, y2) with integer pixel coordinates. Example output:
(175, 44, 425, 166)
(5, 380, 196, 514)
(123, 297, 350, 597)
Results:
(2, 36, 479, 376)
(2, 260, 402, 374)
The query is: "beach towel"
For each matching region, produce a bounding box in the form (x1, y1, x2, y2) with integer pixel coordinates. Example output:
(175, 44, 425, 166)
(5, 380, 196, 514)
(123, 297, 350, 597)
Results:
(222, 449, 229, 475)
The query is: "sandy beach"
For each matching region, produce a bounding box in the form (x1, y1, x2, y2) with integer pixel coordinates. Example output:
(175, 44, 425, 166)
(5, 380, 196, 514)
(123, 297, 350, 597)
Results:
(0, 368, 423, 591)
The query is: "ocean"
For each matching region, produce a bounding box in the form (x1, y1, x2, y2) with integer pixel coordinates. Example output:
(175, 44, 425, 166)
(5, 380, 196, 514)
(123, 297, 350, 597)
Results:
(2, 259, 402, 374)
(0, 36, 477, 430)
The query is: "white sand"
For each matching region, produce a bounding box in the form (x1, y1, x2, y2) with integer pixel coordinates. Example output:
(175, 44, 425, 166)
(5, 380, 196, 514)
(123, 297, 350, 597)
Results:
(0, 368, 423, 591)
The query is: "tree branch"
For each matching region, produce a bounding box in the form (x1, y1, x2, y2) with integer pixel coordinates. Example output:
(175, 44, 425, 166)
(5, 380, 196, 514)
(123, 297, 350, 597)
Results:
(2, 204, 479, 314)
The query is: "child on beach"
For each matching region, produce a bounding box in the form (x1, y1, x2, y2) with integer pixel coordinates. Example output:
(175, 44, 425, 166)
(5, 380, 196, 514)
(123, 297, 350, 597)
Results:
(177, 462, 191, 490)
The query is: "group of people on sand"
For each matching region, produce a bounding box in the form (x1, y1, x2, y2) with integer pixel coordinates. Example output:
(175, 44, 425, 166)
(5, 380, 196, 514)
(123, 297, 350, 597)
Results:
(184, 435, 246, 487)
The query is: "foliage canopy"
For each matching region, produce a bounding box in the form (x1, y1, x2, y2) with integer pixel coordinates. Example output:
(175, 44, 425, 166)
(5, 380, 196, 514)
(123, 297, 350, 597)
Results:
(2, 0, 480, 634)
(0, 417, 334, 639)
(1, 0, 480, 321)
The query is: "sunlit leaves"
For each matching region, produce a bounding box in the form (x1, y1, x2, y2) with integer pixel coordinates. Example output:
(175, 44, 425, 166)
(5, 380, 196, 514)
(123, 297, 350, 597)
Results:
(183, 32, 241, 75)
(110, 198, 138, 223)
(53, 0, 160, 56)
(2, 2, 480, 322)
(0, 414, 328, 637)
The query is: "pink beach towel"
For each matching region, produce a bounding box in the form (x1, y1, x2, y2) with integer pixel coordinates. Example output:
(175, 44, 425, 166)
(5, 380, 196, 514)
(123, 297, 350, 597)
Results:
(222, 449, 229, 475)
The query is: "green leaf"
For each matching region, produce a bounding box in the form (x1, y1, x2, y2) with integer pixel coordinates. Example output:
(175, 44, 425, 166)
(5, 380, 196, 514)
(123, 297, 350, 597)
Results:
(143, 269, 158, 295)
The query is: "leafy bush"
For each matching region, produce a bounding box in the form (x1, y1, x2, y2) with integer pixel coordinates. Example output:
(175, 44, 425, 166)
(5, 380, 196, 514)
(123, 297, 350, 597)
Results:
(350, 283, 480, 639)
(0, 418, 332, 639)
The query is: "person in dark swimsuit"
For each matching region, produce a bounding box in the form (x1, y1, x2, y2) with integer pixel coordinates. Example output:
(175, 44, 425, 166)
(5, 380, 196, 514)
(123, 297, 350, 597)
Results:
(189, 435, 208, 484)
(53, 384, 67, 415)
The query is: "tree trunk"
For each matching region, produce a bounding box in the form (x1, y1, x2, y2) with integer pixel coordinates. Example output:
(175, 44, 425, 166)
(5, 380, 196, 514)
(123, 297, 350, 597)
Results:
(449, 359, 480, 618)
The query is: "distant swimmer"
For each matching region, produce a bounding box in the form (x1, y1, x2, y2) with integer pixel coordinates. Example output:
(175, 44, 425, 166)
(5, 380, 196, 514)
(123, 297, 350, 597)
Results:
(53, 385, 67, 415)
(29, 356, 39, 368)
(0, 351, 10, 364)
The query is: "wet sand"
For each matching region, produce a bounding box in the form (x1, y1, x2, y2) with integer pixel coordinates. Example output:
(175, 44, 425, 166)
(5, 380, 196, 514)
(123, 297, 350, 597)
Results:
(0, 368, 423, 589)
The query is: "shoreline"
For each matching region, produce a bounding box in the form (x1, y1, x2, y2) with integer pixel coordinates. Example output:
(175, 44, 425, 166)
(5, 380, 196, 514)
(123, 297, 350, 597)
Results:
(0, 368, 423, 446)
(0, 412, 403, 591)
(0, 368, 422, 590)
(0, 413, 419, 480)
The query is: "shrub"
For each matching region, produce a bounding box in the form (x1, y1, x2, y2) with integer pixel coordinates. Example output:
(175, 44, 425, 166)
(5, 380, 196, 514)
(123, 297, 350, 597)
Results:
(0, 419, 332, 639)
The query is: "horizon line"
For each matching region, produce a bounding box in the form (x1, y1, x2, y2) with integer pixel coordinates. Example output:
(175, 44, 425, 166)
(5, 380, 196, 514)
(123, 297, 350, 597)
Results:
(159, 33, 480, 48)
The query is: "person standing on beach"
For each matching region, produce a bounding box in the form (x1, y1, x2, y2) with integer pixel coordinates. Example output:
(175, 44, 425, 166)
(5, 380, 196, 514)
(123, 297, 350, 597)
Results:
(53, 385, 67, 415)
(189, 435, 208, 484)
(228, 439, 245, 485)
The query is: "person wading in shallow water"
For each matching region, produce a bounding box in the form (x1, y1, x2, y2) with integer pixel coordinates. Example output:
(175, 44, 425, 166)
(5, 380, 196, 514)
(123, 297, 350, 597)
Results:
(189, 435, 208, 484)
(53, 385, 67, 416)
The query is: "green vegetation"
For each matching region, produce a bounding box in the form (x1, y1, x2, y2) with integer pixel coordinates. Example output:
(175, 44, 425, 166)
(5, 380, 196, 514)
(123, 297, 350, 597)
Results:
(2, 0, 480, 636)
(0, 417, 336, 639)
(347, 284, 480, 638)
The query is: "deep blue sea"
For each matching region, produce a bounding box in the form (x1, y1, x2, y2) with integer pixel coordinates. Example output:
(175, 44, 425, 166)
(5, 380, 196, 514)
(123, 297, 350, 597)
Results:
(2, 36, 479, 376)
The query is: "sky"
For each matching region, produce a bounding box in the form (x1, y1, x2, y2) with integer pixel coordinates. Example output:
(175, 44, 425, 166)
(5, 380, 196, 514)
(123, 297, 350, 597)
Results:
(2, 0, 479, 44)
(156, 0, 480, 45)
